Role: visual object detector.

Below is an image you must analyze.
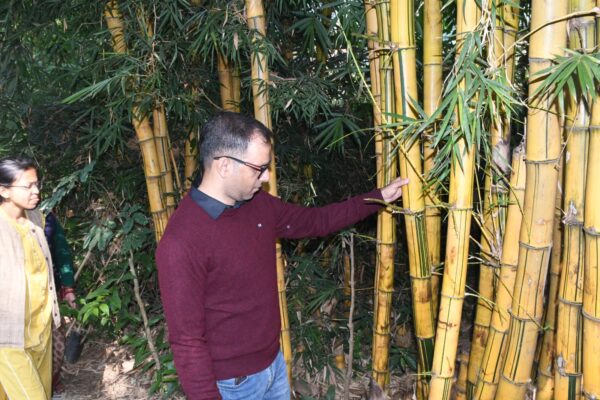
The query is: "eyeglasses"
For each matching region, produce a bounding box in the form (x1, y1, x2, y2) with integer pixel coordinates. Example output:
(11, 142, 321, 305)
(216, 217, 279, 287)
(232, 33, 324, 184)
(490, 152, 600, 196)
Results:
(214, 156, 270, 177)
(4, 181, 42, 191)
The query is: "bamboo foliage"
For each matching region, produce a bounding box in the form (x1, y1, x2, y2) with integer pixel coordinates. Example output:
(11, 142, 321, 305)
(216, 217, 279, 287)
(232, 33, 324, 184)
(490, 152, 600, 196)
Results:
(390, 1, 435, 398)
(104, 0, 172, 241)
(554, 3, 594, 397)
(473, 145, 526, 400)
(467, 2, 520, 394)
(244, 0, 293, 381)
(494, 1, 568, 398)
(428, 1, 479, 398)
(371, 0, 399, 389)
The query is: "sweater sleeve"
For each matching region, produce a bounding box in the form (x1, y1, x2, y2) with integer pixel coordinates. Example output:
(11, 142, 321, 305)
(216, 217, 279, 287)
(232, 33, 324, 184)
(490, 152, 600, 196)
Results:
(156, 237, 222, 400)
(271, 189, 384, 239)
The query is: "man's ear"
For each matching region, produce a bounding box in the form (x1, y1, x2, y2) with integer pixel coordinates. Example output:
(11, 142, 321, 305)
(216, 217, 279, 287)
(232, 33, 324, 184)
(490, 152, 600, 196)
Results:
(214, 157, 231, 178)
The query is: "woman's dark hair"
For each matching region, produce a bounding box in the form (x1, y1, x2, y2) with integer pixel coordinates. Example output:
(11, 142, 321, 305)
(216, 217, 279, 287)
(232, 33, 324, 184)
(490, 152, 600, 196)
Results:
(0, 156, 37, 202)
(199, 112, 272, 169)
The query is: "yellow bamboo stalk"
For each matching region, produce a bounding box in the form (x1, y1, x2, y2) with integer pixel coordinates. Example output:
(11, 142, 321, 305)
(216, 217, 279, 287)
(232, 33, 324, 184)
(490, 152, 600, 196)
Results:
(371, 0, 398, 389)
(494, 1, 567, 398)
(428, 1, 479, 398)
(455, 352, 470, 400)
(217, 51, 240, 112)
(467, 3, 520, 394)
(390, 1, 434, 398)
(184, 128, 198, 191)
(423, 0, 443, 322)
(245, 0, 292, 382)
(535, 157, 564, 400)
(153, 105, 177, 215)
(582, 82, 600, 400)
(472, 145, 526, 400)
(132, 108, 170, 240)
(554, 4, 593, 397)
(104, 1, 169, 241)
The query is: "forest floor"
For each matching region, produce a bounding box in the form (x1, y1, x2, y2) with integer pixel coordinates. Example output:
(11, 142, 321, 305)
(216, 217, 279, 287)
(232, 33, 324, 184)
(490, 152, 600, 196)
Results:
(56, 337, 417, 399)
(58, 339, 183, 400)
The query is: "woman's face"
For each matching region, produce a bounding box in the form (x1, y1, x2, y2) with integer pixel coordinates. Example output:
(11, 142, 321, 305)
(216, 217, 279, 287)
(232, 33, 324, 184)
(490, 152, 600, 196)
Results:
(0, 168, 41, 211)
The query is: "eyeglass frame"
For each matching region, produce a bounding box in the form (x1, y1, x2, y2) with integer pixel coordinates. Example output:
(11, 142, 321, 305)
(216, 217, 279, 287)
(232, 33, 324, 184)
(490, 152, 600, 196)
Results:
(213, 156, 270, 177)
(1, 181, 42, 191)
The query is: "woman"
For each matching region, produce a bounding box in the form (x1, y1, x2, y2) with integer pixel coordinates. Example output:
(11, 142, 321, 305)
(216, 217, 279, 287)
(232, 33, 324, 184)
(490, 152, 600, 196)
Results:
(0, 156, 61, 400)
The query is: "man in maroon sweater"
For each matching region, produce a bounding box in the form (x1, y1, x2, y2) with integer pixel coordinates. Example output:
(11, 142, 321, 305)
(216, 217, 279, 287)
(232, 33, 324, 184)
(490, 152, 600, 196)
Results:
(156, 112, 408, 399)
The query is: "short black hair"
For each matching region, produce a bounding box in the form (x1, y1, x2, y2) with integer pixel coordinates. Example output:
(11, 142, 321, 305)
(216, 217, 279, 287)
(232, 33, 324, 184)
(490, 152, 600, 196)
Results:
(0, 156, 37, 203)
(199, 112, 272, 169)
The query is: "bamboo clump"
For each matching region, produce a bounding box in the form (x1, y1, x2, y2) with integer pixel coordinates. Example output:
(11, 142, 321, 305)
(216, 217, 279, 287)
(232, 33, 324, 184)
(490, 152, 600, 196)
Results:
(494, 1, 567, 397)
(104, 0, 172, 241)
(553, 2, 594, 396)
(428, 1, 479, 398)
(472, 145, 526, 400)
(467, 2, 520, 394)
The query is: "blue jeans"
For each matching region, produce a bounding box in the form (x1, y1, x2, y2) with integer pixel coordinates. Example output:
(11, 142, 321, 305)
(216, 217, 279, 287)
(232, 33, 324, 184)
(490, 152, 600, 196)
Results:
(216, 351, 290, 400)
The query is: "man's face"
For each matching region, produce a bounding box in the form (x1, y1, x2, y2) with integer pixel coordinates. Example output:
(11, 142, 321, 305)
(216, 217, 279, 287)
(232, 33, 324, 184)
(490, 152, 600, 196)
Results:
(225, 135, 271, 203)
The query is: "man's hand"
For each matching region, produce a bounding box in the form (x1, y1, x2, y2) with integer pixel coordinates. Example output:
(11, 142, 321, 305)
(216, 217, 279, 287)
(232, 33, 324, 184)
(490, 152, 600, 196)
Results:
(380, 177, 410, 203)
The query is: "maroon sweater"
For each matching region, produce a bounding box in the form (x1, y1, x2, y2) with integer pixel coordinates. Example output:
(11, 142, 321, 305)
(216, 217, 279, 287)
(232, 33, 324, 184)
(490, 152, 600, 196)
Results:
(156, 189, 383, 399)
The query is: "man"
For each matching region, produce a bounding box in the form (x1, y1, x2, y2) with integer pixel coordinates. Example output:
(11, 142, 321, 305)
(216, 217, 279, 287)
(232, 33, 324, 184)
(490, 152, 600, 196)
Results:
(156, 112, 408, 399)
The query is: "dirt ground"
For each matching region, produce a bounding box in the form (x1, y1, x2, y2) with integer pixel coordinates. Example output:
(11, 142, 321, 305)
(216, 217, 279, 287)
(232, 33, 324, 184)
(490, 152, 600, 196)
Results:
(58, 340, 181, 400)
(57, 339, 417, 400)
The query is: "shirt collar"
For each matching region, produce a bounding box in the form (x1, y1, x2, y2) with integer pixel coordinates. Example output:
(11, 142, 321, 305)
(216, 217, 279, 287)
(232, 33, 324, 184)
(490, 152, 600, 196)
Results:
(189, 186, 242, 219)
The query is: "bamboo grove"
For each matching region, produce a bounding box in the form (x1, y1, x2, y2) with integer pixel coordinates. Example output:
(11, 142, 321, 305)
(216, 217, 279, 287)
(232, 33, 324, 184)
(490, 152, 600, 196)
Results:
(3, 0, 600, 398)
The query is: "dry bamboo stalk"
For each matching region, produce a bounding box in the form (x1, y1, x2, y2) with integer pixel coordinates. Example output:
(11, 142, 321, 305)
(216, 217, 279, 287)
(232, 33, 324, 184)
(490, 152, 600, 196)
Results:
(428, 1, 479, 398)
(494, 1, 567, 397)
(245, 0, 293, 381)
(371, 0, 398, 389)
(472, 145, 526, 400)
(391, 1, 434, 398)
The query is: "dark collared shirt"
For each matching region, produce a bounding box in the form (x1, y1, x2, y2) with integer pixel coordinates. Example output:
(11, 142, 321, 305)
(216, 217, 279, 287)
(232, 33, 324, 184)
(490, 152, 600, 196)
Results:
(189, 186, 242, 219)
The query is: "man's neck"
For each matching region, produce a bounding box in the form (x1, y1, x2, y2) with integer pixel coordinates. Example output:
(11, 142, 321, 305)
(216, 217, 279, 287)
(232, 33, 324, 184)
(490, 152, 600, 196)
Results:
(197, 181, 235, 206)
